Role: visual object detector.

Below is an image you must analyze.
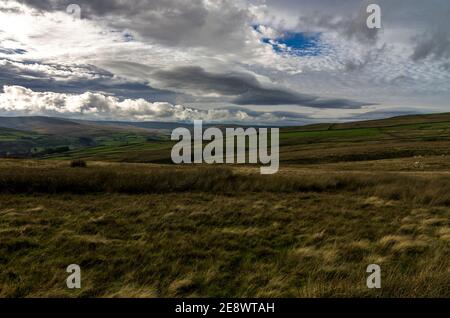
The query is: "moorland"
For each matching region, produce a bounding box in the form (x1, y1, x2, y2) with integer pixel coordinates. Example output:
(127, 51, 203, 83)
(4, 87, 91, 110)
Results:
(0, 113, 449, 297)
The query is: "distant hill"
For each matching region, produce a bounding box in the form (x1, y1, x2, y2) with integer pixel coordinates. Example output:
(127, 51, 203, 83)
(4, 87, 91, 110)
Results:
(2, 112, 450, 162)
(93, 120, 277, 132)
(0, 116, 155, 136)
(0, 116, 277, 136)
(0, 116, 80, 134)
(283, 112, 450, 132)
(0, 116, 167, 158)
(2, 113, 450, 137)
(92, 120, 193, 132)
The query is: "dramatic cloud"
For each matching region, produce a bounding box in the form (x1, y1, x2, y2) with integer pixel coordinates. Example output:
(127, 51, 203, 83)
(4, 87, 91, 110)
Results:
(0, 59, 181, 102)
(153, 66, 369, 108)
(0, 85, 309, 123)
(17, 0, 255, 52)
(0, 0, 448, 124)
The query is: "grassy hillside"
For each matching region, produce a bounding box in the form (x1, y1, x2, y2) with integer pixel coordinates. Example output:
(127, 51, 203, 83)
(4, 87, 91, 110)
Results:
(0, 117, 168, 159)
(0, 127, 77, 157)
(44, 112, 450, 164)
(0, 116, 154, 136)
(279, 119, 450, 164)
(3, 113, 450, 164)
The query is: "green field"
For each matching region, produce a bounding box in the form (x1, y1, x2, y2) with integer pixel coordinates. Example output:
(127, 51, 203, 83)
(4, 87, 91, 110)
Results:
(29, 116, 450, 166)
(3, 114, 450, 165)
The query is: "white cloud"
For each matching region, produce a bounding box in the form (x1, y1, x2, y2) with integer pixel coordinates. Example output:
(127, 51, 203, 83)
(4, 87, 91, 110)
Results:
(0, 59, 108, 81)
(0, 85, 306, 123)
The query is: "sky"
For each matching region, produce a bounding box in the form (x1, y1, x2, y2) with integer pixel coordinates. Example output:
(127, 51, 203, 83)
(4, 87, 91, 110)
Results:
(0, 0, 449, 125)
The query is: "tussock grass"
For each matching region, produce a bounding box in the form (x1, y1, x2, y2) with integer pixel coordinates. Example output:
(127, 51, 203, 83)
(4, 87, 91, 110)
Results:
(0, 164, 450, 208)
(0, 160, 449, 298)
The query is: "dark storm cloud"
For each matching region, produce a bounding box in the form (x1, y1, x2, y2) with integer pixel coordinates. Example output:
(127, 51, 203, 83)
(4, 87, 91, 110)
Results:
(154, 66, 266, 96)
(154, 66, 370, 109)
(0, 58, 178, 102)
(306, 98, 373, 109)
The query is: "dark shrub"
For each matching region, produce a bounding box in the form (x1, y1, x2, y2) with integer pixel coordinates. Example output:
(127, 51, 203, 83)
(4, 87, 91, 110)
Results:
(70, 160, 87, 168)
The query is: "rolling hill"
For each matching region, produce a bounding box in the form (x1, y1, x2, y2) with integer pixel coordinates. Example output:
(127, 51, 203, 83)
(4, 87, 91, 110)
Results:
(0, 116, 166, 158)
(0, 116, 156, 136)
(2, 112, 450, 163)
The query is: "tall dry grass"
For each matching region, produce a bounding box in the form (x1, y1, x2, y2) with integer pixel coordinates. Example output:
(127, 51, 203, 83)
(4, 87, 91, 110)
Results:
(0, 161, 448, 297)
(0, 164, 449, 206)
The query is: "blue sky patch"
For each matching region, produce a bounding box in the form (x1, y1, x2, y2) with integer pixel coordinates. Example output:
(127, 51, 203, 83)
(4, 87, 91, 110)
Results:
(255, 26, 324, 57)
(275, 32, 323, 56)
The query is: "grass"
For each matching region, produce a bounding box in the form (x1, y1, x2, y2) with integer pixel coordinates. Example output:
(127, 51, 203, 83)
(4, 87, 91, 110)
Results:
(2, 113, 450, 298)
(0, 160, 449, 297)
(47, 140, 173, 163)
